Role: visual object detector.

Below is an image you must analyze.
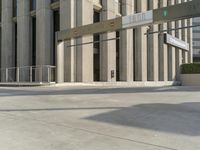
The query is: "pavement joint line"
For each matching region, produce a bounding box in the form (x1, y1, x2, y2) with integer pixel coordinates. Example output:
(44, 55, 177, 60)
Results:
(2, 112, 178, 150)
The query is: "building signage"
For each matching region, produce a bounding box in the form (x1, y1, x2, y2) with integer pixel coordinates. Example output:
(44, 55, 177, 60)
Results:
(164, 33, 189, 51)
(153, 0, 200, 23)
(57, 17, 122, 41)
(122, 10, 153, 29)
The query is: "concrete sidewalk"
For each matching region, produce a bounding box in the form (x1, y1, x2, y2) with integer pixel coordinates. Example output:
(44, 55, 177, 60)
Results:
(0, 82, 55, 87)
(0, 86, 199, 150)
(0, 81, 180, 87)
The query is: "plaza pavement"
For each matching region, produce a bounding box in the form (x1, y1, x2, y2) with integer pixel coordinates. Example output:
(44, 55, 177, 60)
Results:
(0, 85, 199, 150)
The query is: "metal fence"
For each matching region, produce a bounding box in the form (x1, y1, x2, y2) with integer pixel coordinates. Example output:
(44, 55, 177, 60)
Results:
(0, 65, 56, 83)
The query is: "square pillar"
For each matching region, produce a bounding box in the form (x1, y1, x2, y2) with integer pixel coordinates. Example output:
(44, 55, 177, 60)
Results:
(187, 0, 193, 63)
(135, 0, 147, 81)
(17, 0, 31, 82)
(175, 0, 183, 81)
(60, 0, 75, 82)
(119, 0, 134, 82)
(168, 0, 176, 81)
(76, 0, 93, 82)
(100, 0, 117, 82)
(158, 0, 168, 81)
(187, 18, 193, 63)
(181, 0, 188, 64)
(147, 0, 159, 81)
(1, 0, 15, 82)
(36, 0, 53, 82)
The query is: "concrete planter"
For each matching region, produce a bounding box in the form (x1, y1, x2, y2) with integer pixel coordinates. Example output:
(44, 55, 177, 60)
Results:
(181, 74, 200, 86)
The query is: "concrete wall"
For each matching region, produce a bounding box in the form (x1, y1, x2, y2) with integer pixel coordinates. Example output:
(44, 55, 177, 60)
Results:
(181, 74, 200, 86)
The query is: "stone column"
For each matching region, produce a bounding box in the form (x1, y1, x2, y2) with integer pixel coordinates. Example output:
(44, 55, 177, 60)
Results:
(119, 0, 134, 82)
(60, 0, 75, 82)
(17, 0, 31, 82)
(168, 0, 176, 81)
(76, 0, 93, 82)
(135, 0, 147, 81)
(187, 18, 193, 63)
(100, 0, 116, 82)
(181, 0, 188, 64)
(1, 0, 15, 82)
(36, 0, 53, 82)
(175, 0, 183, 81)
(147, 0, 159, 81)
(187, 0, 193, 63)
(158, 0, 168, 81)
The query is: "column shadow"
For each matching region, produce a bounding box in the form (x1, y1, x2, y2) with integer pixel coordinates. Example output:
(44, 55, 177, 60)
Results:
(86, 102, 200, 136)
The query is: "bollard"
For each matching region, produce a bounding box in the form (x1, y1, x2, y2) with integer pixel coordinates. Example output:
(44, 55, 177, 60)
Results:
(47, 67, 51, 83)
(16, 67, 20, 82)
(5, 68, 8, 82)
(30, 66, 33, 82)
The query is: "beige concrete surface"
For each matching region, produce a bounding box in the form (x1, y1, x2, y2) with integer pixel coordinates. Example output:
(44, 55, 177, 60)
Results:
(0, 86, 199, 150)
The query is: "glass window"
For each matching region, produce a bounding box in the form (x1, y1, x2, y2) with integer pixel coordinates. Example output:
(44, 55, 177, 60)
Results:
(30, 0, 36, 11)
(0, 0, 1, 21)
(93, 11, 100, 81)
(13, 0, 17, 17)
(51, 0, 60, 3)
(53, 10, 60, 65)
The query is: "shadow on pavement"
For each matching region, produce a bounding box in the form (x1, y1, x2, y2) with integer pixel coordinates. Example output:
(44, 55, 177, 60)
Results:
(0, 102, 200, 136)
(85, 102, 200, 136)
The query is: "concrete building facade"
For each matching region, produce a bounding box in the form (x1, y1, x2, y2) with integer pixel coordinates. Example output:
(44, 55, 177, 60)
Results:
(0, 0, 193, 83)
(193, 17, 200, 62)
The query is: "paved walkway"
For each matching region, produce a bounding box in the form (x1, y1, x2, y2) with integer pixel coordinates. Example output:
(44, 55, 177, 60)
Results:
(0, 86, 199, 150)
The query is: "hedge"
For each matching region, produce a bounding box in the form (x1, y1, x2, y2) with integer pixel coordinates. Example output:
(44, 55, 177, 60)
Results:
(181, 63, 200, 74)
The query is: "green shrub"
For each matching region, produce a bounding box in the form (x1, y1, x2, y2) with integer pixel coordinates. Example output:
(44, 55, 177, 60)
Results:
(181, 63, 200, 74)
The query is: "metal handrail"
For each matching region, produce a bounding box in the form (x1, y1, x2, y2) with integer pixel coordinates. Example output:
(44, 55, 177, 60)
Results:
(0, 65, 56, 71)
(0, 65, 56, 83)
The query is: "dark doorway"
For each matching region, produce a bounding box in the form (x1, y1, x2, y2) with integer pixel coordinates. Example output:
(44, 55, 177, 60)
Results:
(93, 11, 100, 81)
(53, 10, 60, 66)
(116, 31, 120, 81)
(31, 17, 36, 81)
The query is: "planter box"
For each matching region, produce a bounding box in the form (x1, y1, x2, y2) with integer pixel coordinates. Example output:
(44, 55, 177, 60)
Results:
(181, 74, 200, 86)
